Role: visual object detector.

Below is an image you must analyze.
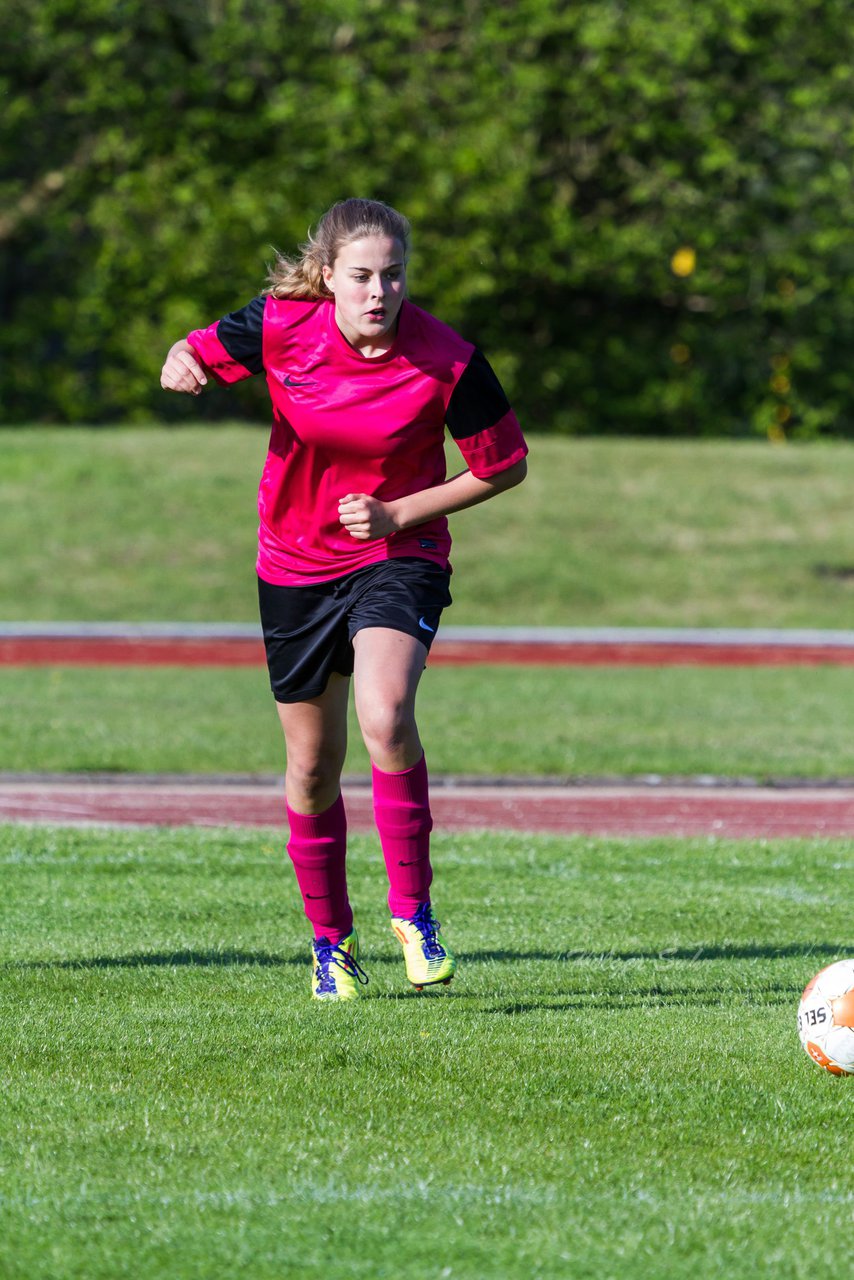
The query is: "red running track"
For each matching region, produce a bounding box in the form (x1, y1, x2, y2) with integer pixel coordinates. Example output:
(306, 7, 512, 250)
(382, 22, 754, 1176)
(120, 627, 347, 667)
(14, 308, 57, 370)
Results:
(4, 629, 854, 836)
(3, 777, 854, 838)
(5, 636, 854, 666)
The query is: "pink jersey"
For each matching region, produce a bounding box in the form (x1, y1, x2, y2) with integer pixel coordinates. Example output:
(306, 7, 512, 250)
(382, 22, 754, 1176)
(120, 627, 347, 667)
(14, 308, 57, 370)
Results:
(187, 296, 527, 586)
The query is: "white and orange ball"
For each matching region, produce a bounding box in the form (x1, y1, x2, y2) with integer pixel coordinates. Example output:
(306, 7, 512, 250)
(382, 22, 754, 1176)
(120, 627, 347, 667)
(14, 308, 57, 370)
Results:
(797, 958, 854, 1076)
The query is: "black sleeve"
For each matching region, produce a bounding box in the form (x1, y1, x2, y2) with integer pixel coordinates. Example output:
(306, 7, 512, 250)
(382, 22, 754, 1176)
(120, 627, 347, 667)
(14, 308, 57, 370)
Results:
(444, 348, 512, 440)
(216, 296, 266, 375)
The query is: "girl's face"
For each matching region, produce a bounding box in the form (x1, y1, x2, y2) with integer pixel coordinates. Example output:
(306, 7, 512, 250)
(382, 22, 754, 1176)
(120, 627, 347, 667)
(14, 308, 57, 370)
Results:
(322, 235, 406, 353)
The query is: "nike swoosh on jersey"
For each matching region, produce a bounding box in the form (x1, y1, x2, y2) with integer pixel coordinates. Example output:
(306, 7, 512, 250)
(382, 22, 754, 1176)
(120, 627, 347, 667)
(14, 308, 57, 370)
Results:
(418, 617, 436, 633)
(284, 374, 313, 387)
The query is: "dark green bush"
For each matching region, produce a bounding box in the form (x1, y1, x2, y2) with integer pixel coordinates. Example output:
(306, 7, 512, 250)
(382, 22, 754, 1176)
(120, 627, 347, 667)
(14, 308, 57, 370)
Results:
(2, 0, 854, 436)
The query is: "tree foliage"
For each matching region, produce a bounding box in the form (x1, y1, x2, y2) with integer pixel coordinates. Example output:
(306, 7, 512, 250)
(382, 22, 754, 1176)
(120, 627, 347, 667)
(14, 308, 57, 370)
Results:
(3, 0, 854, 436)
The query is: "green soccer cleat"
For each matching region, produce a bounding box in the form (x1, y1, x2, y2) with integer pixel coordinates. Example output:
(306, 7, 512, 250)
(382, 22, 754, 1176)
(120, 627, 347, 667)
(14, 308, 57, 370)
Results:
(311, 930, 369, 1001)
(390, 903, 456, 990)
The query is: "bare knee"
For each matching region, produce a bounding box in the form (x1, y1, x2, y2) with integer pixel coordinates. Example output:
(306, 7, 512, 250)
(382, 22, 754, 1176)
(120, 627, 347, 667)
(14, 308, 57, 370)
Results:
(358, 701, 421, 772)
(275, 678, 349, 814)
(286, 756, 342, 814)
(285, 745, 346, 814)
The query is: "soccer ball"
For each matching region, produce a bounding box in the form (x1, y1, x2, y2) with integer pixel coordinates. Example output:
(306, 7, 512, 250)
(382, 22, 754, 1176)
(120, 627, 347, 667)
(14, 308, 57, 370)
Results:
(797, 958, 854, 1076)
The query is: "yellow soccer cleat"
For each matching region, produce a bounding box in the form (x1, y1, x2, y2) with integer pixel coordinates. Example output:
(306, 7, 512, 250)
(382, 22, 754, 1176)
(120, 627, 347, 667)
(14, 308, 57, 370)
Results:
(390, 903, 456, 990)
(311, 930, 369, 1001)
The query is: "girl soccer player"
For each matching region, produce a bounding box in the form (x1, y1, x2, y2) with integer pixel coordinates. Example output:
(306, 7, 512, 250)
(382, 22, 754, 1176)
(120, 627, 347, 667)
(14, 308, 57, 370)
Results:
(160, 198, 527, 1000)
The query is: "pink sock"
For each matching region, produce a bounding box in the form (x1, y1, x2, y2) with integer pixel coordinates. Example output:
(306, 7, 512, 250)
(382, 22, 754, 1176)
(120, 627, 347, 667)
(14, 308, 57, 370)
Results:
(372, 754, 433, 918)
(286, 793, 353, 943)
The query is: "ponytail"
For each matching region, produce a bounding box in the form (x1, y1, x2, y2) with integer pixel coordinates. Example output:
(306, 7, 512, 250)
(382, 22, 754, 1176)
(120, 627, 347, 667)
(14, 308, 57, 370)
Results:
(264, 245, 329, 300)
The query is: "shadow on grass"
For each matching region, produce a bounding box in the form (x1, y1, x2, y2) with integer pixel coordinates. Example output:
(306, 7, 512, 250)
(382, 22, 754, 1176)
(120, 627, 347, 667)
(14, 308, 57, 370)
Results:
(7, 941, 849, 973)
(8, 949, 300, 970)
(482, 988, 796, 1015)
(464, 942, 851, 964)
(372, 987, 462, 1001)
(368, 978, 799, 1010)
(480, 997, 759, 1014)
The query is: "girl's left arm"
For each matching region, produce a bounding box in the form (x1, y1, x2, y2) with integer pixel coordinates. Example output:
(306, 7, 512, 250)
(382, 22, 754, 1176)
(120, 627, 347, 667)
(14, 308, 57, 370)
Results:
(337, 458, 527, 542)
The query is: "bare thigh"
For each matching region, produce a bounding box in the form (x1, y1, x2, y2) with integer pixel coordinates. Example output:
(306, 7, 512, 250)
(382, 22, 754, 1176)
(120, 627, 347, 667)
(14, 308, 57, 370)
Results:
(352, 627, 429, 772)
(276, 671, 350, 814)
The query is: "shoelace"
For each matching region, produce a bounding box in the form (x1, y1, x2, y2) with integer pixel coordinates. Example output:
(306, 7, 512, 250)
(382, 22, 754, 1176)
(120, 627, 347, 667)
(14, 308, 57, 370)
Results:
(313, 940, 369, 993)
(411, 905, 444, 959)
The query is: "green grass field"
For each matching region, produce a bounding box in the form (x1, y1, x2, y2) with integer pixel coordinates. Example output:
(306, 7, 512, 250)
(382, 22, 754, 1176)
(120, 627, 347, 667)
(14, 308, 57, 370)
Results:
(4, 428, 854, 627)
(4, 430, 854, 1277)
(5, 427, 854, 779)
(2, 823, 852, 1280)
(3, 663, 854, 779)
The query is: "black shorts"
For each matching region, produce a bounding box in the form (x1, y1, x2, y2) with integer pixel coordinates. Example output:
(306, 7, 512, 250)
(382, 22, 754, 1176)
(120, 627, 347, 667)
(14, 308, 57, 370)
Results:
(258, 557, 453, 703)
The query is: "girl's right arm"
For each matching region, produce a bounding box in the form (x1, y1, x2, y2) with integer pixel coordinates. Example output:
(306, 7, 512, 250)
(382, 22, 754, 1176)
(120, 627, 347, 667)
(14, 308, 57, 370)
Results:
(160, 339, 208, 395)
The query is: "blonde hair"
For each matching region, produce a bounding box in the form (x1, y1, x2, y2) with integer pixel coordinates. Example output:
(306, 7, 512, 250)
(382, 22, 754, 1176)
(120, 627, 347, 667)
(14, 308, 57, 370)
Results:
(264, 198, 411, 300)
